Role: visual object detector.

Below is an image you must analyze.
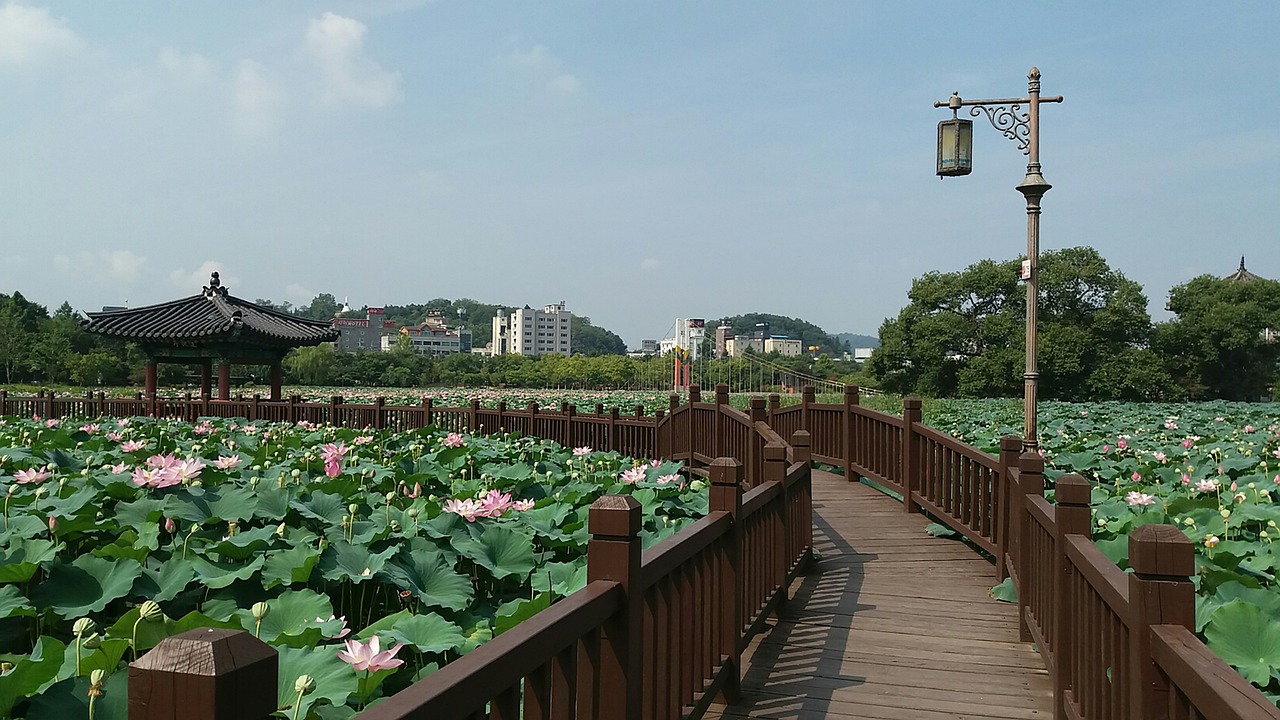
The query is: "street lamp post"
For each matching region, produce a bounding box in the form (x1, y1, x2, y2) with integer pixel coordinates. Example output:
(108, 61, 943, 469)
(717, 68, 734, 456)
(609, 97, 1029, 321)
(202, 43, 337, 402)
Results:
(935, 67, 1063, 451)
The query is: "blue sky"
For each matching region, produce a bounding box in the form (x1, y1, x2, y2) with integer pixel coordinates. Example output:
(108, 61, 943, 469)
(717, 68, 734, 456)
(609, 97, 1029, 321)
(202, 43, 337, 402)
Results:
(2, 2, 1276, 347)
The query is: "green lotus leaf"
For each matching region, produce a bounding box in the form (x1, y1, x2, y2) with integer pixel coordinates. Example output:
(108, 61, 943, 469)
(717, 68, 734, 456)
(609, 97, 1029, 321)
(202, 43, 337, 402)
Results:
(276, 644, 357, 719)
(451, 524, 535, 581)
(91, 530, 151, 563)
(30, 555, 143, 618)
(531, 560, 587, 598)
(208, 524, 278, 560)
(24, 671, 128, 720)
(0, 636, 66, 717)
(494, 593, 552, 635)
(165, 486, 257, 523)
(170, 610, 242, 634)
(1205, 600, 1280, 684)
(252, 486, 294, 521)
(188, 554, 265, 589)
(105, 605, 176, 654)
(136, 558, 195, 603)
(58, 635, 131, 681)
(382, 612, 466, 655)
(989, 577, 1018, 603)
(111, 497, 167, 528)
(318, 540, 397, 584)
(235, 588, 333, 645)
(0, 537, 59, 582)
(517, 504, 573, 540)
(292, 490, 347, 525)
(379, 543, 473, 612)
(0, 584, 33, 618)
(262, 543, 321, 588)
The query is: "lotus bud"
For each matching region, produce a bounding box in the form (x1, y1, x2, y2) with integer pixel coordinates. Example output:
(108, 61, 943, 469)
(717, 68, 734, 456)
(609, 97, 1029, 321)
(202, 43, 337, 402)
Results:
(294, 674, 316, 695)
(34, 486, 47, 499)
(48, 516, 58, 532)
(82, 633, 102, 649)
(250, 477, 260, 490)
(385, 491, 396, 503)
(276, 522, 286, 537)
(348, 504, 359, 515)
(251, 601, 271, 620)
(1220, 509, 1231, 519)
(88, 669, 106, 697)
(138, 600, 163, 621)
(291, 469, 301, 478)
(164, 517, 176, 533)
(73, 617, 97, 638)
(46, 462, 56, 471)
(407, 507, 420, 519)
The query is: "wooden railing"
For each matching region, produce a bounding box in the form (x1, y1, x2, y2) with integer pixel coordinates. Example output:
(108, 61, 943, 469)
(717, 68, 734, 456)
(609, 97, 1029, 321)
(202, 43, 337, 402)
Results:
(9, 383, 1278, 719)
(121, 396, 813, 720)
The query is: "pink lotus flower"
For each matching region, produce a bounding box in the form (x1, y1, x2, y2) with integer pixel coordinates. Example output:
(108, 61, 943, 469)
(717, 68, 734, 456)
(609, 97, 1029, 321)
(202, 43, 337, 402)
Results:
(1195, 479, 1218, 493)
(146, 453, 179, 470)
(400, 482, 423, 499)
(1182, 438, 1194, 449)
(1126, 491, 1156, 507)
(336, 636, 405, 672)
(172, 458, 205, 483)
(443, 498, 485, 522)
(1245, 425, 1256, 433)
(1102, 445, 1111, 453)
(317, 615, 351, 639)
(656, 474, 681, 485)
(513, 499, 535, 511)
(1180, 473, 1191, 486)
(443, 433, 465, 448)
(1152, 452, 1167, 463)
(164, 516, 176, 533)
(132, 466, 181, 489)
(14, 468, 52, 484)
(121, 440, 147, 452)
(1273, 448, 1280, 460)
(324, 459, 343, 478)
(212, 456, 242, 470)
(1164, 420, 1178, 430)
(573, 446, 592, 456)
(193, 421, 215, 436)
(479, 490, 514, 518)
(649, 459, 662, 467)
(620, 467, 647, 484)
(353, 436, 374, 445)
(109, 462, 129, 474)
(320, 442, 351, 465)
(116, 419, 130, 427)
(106, 432, 123, 442)
(1130, 471, 1141, 482)
(1080, 410, 1088, 417)
(45, 419, 60, 429)
(80, 424, 100, 435)
(47, 516, 57, 532)
(1117, 440, 1127, 450)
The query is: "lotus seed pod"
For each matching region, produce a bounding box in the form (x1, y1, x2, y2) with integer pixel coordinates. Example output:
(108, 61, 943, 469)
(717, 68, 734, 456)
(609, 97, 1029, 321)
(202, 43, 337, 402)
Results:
(190, 480, 202, 488)
(407, 507, 420, 519)
(292, 469, 301, 478)
(73, 617, 96, 638)
(348, 504, 359, 515)
(90, 669, 106, 685)
(251, 601, 271, 620)
(1220, 509, 1231, 519)
(138, 600, 162, 621)
(83, 632, 102, 649)
(386, 491, 396, 503)
(294, 674, 317, 695)
(0, 662, 12, 673)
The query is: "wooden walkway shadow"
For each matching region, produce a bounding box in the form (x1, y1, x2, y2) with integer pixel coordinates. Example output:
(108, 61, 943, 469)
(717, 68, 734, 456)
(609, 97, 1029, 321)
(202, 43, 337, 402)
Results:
(704, 469, 1053, 720)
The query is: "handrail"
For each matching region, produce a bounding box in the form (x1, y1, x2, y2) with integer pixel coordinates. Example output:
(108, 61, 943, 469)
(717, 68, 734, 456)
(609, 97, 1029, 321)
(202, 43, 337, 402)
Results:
(1151, 625, 1280, 720)
(639, 511, 731, 588)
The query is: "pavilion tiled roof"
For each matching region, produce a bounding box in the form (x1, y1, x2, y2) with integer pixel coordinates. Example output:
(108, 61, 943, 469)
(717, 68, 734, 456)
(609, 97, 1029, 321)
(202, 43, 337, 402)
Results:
(83, 273, 339, 347)
(1225, 256, 1265, 282)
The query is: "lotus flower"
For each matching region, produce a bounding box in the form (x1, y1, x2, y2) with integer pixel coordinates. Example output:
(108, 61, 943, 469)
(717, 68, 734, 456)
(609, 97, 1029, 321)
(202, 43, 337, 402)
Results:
(109, 462, 129, 474)
(80, 424, 100, 435)
(443, 433, 465, 448)
(656, 474, 680, 485)
(45, 419, 59, 429)
(324, 459, 342, 478)
(573, 446, 592, 456)
(121, 440, 147, 452)
(106, 432, 123, 442)
(320, 442, 350, 465)
(337, 636, 405, 672)
(172, 458, 205, 483)
(620, 467, 646, 484)
(1195, 479, 1218, 493)
(479, 490, 514, 518)
(513, 499, 535, 511)
(12, 468, 51, 485)
(443, 497, 484, 522)
(212, 455, 242, 470)
(353, 436, 374, 445)
(1126, 491, 1156, 507)
(146, 453, 179, 470)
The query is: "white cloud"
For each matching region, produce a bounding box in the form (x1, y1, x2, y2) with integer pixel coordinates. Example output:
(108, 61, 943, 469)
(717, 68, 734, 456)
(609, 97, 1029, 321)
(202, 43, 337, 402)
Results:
(232, 59, 285, 137)
(158, 46, 213, 87)
(53, 250, 145, 284)
(304, 12, 401, 108)
(0, 3, 78, 68)
(170, 261, 235, 294)
(284, 283, 315, 305)
(503, 44, 581, 95)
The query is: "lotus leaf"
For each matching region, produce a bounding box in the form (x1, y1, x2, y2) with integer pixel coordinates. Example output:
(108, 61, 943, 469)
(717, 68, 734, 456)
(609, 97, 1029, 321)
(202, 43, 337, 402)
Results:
(30, 555, 143, 618)
(1205, 601, 1280, 684)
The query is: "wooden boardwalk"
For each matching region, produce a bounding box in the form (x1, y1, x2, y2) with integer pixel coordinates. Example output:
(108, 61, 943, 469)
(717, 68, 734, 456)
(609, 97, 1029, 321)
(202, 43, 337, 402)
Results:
(705, 469, 1053, 720)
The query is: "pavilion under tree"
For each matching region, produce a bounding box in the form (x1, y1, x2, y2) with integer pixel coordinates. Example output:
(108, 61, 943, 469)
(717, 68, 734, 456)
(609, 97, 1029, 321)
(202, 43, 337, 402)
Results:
(82, 273, 338, 401)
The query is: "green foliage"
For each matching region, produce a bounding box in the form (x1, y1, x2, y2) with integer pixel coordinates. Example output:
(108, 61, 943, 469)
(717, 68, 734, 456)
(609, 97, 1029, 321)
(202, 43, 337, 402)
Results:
(714, 313, 847, 355)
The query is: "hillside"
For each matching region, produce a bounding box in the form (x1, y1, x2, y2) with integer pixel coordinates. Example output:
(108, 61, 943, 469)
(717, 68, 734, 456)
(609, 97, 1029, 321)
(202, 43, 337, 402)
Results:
(713, 313, 848, 354)
(835, 332, 879, 349)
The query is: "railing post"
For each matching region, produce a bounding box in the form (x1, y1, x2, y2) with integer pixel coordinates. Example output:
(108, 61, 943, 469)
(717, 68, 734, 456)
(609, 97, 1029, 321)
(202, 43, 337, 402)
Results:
(469, 398, 481, 433)
(586, 495, 644, 720)
(330, 395, 341, 426)
(1016, 451, 1044, 643)
(996, 435, 1022, 581)
(843, 384, 859, 482)
(689, 383, 701, 404)
(715, 384, 729, 458)
(608, 407, 619, 453)
(901, 397, 922, 513)
(422, 397, 434, 427)
(709, 458, 743, 704)
(767, 393, 779, 425)
(129, 628, 277, 720)
(562, 402, 574, 448)
(527, 401, 538, 437)
(371, 396, 384, 430)
(801, 385, 814, 432)
(791, 430, 813, 571)
(1128, 524, 1195, 720)
(1053, 474, 1091, 720)
(0, 389, 6, 416)
(251, 393, 261, 422)
(764, 441, 788, 608)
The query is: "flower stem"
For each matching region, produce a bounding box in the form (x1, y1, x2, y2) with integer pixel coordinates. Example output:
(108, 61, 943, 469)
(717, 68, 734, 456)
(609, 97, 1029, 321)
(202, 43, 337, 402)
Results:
(291, 689, 304, 720)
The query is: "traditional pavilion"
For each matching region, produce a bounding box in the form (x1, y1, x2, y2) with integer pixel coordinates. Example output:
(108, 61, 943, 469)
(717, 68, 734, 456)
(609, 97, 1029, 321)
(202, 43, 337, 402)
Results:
(1225, 256, 1264, 282)
(83, 273, 339, 401)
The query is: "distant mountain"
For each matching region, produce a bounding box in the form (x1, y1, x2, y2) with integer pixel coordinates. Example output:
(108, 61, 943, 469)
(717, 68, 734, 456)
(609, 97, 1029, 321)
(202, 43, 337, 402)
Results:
(835, 333, 879, 349)
(713, 313, 848, 354)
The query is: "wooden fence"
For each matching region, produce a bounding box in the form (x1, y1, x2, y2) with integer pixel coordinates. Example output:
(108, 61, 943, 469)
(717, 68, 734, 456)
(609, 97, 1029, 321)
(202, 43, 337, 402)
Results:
(6, 383, 1278, 719)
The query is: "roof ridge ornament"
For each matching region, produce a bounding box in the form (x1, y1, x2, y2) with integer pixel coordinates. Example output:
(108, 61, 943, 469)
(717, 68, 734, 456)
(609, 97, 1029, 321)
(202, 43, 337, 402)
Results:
(203, 271, 229, 298)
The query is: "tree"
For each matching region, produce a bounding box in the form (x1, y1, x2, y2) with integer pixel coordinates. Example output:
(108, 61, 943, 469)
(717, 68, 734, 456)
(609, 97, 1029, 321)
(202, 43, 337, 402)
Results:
(301, 294, 342, 321)
(285, 344, 336, 385)
(1154, 273, 1280, 400)
(713, 313, 847, 355)
(571, 317, 627, 356)
(869, 247, 1175, 400)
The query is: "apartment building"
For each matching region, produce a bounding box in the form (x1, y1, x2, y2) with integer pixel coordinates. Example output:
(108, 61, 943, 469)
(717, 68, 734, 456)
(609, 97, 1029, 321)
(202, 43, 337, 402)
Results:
(491, 302, 573, 356)
(383, 310, 473, 356)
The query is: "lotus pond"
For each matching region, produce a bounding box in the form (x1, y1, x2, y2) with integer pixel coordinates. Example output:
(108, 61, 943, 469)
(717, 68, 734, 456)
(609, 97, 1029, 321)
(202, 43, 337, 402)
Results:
(925, 399, 1280, 703)
(0, 416, 702, 719)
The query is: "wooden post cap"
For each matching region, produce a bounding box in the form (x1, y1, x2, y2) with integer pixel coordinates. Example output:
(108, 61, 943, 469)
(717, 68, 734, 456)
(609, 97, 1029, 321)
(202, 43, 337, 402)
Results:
(749, 396, 766, 410)
(129, 628, 277, 720)
(1018, 451, 1044, 473)
(1000, 435, 1023, 453)
(710, 458, 743, 486)
(903, 396, 923, 410)
(1129, 524, 1195, 578)
(589, 495, 642, 538)
(790, 430, 811, 448)
(1055, 474, 1091, 506)
(764, 441, 787, 461)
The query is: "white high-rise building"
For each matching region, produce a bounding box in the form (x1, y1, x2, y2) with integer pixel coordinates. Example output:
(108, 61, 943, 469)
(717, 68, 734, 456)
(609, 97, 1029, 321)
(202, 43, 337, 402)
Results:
(491, 302, 573, 356)
(658, 318, 706, 359)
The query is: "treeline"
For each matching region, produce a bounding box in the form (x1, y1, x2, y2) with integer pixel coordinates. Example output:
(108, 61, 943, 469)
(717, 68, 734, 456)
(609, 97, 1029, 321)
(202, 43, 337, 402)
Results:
(0, 293, 141, 386)
(867, 247, 1280, 402)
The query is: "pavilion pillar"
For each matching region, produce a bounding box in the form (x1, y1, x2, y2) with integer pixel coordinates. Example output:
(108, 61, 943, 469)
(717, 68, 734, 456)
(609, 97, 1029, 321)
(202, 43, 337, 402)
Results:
(269, 361, 282, 402)
(144, 362, 158, 400)
(200, 360, 212, 400)
(217, 361, 231, 401)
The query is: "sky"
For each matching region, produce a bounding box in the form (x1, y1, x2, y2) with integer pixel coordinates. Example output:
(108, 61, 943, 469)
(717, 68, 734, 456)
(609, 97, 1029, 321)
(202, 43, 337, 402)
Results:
(2, 2, 1277, 348)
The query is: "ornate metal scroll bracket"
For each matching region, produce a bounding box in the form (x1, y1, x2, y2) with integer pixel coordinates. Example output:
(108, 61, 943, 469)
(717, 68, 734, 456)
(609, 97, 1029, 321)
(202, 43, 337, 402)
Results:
(970, 104, 1032, 155)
